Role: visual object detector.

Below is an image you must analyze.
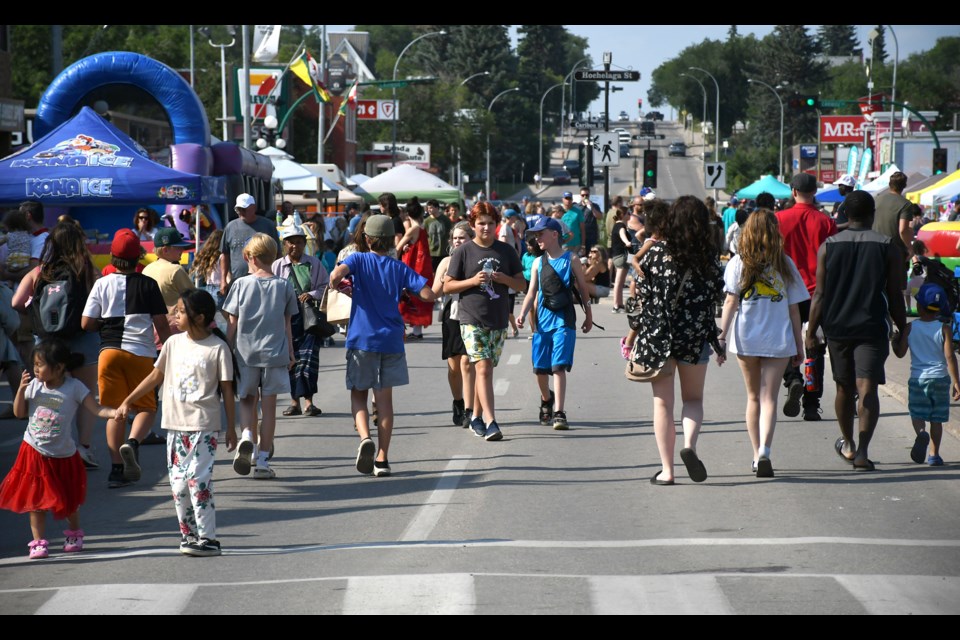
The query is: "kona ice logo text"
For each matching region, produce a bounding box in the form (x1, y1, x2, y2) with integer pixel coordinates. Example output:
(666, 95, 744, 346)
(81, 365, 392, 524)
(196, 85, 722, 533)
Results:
(26, 178, 113, 198)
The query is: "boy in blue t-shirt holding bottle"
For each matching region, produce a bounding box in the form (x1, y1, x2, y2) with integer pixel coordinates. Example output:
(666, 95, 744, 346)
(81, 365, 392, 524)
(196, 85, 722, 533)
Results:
(328, 215, 436, 477)
(892, 283, 960, 466)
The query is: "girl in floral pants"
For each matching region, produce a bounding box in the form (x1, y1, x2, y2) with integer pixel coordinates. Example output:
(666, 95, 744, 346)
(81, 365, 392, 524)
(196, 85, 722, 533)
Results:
(118, 289, 236, 556)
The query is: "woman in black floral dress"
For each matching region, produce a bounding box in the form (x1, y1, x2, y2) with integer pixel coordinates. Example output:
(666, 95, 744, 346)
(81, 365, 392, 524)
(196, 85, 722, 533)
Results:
(633, 196, 723, 485)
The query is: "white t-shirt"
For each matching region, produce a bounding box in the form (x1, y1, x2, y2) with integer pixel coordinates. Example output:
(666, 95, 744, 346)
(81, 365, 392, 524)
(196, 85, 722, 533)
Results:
(723, 255, 809, 358)
(23, 377, 88, 457)
(155, 332, 234, 432)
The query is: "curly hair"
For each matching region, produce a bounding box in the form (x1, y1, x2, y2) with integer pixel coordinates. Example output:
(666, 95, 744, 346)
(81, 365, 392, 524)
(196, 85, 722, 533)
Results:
(39, 222, 96, 288)
(469, 201, 501, 226)
(641, 199, 670, 238)
(736, 208, 794, 293)
(190, 229, 224, 281)
(662, 195, 714, 273)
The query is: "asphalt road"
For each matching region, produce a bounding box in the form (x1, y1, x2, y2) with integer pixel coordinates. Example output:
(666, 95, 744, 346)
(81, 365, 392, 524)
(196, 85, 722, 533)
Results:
(1, 299, 958, 614)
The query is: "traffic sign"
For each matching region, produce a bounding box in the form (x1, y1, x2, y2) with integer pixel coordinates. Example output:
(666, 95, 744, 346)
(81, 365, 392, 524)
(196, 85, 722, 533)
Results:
(705, 162, 726, 190)
(574, 70, 640, 82)
(633, 134, 665, 140)
(573, 120, 603, 130)
(592, 132, 620, 168)
(819, 99, 846, 108)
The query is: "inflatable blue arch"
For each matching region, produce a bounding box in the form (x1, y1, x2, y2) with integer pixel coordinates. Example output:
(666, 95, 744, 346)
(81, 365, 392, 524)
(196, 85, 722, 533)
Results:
(34, 51, 211, 146)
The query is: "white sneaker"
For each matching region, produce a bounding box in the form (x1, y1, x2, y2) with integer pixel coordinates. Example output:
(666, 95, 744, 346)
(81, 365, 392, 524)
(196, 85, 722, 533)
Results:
(233, 439, 254, 476)
(78, 445, 99, 469)
(253, 462, 276, 479)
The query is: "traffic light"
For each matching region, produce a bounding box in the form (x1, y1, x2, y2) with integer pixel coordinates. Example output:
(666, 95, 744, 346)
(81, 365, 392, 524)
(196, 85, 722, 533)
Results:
(788, 94, 820, 111)
(643, 149, 658, 188)
(933, 148, 948, 175)
(638, 98, 643, 108)
(578, 143, 589, 186)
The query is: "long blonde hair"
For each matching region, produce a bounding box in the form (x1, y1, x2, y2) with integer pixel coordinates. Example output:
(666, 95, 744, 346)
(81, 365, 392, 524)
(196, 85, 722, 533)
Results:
(737, 208, 794, 293)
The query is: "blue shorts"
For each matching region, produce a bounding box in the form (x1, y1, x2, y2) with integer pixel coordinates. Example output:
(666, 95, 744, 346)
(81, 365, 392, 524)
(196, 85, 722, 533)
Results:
(532, 327, 576, 374)
(908, 376, 951, 423)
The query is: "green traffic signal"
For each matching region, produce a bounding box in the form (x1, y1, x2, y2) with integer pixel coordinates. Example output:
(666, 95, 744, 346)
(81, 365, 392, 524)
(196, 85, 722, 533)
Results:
(805, 97, 816, 107)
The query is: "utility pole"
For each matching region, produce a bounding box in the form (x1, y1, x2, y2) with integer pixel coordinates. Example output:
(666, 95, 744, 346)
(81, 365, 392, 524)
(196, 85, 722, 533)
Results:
(603, 52, 611, 213)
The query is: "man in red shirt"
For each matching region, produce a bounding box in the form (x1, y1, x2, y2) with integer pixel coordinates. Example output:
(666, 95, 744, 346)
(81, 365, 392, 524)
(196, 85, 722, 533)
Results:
(777, 173, 837, 421)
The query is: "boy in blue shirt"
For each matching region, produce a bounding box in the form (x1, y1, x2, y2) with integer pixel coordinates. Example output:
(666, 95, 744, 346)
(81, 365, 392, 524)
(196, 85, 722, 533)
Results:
(893, 283, 960, 466)
(329, 215, 436, 477)
(516, 217, 593, 430)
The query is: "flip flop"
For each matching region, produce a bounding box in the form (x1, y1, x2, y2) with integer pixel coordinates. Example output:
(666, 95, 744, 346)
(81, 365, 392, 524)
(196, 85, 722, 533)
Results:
(853, 459, 876, 472)
(910, 431, 930, 464)
(679, 448, 708, 483)
(834, 437, 855, 464)
(650, 471, 674, 486)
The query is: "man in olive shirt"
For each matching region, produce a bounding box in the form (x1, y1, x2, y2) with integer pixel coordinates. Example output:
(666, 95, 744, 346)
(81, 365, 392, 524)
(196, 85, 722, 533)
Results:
(423, 198, 452, 272)
(873, 171, 919, 305)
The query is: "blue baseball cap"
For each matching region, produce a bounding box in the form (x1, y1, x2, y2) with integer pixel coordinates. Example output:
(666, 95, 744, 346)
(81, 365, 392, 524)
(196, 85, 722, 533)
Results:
(917, 283, 949, 313)
(503, 208, 518, 218)
(529, 216, 562, 234)
(562, 191, 573, 199)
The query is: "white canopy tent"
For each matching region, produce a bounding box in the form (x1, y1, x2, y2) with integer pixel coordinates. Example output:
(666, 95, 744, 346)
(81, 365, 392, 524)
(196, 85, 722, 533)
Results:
(258, 147, 363, 204)
(354, 164, 460, 204)
(861, 164, 902, 193)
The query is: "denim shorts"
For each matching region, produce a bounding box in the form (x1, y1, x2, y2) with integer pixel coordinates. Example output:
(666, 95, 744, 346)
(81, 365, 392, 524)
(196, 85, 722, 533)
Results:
(678, 341, 712, 366)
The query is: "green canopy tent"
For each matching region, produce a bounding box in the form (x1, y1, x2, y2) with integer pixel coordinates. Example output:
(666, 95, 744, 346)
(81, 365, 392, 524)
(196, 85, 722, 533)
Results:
(354, 164, 460, 205)
(735, 174, 792, 200)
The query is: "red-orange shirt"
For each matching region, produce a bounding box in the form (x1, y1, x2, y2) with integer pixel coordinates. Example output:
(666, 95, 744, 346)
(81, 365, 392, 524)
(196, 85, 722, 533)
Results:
(776, 203, 837, 295)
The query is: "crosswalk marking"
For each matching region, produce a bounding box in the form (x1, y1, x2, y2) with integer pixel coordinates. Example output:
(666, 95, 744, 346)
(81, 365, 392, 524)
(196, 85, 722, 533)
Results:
(507, 354, 522, 365)
(342, 574, 474, 615)
(590, 575, 733, 615)
(35, 584, 197, 615)
(835, 575, 960, 615)
(400, 456, 471, 542)
(494, 379, 510, 396)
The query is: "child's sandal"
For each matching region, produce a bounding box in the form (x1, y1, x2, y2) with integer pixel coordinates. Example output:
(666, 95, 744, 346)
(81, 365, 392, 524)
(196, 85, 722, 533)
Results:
(28, 539, 49, 559)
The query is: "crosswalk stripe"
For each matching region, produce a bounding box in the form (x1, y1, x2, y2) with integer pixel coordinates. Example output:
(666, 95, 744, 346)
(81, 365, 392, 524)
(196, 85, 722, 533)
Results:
(341, 574, 474, 615)
(494, 379, 510, 396)
(34, 584, 197, 615)
(400, 456, 471, 542)
(589, 575, 733, 615)
(835, 575, 960, 615)
(507, 354, 522, 365)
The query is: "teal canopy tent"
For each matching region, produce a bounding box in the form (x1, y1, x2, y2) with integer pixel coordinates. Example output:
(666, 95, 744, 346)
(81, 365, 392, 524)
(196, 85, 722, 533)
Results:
(735, 174, 792, 200)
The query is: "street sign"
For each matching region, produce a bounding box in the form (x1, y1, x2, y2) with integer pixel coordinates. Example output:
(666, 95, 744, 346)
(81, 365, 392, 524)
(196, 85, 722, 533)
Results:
(356, 100, 397, 121)
(592, 132, 620, 168)
(819, 99, 846, 109)
(574, 70, 640, 82)
(632, 134, 665, 140)
(573, 120, 603, 130)
(705, 162, 726, 190)
(372, 142, 430, 167)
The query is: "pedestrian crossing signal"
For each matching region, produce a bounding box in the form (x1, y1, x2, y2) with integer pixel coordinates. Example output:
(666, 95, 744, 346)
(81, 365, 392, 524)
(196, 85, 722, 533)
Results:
(643, 150, 658, 188)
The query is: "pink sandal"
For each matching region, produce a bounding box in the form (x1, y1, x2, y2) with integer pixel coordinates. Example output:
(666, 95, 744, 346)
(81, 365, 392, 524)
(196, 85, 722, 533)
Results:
(63, 529, 85, 553)
(28, 539, 49, 559)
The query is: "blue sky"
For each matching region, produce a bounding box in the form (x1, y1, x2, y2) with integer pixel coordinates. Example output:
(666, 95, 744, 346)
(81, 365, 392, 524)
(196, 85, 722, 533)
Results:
(325, 25, 959, 117)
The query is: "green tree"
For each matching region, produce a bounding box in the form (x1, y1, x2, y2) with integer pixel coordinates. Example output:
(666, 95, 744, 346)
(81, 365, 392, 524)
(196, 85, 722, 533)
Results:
(816, 25, 859, 56)
(869, 26, 888, 63)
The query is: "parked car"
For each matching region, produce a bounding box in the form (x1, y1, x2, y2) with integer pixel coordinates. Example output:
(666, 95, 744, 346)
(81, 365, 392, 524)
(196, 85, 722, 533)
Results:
(562, 159, 580, 176)
(668, 140, 687, 157)
(620, 143, 631, 158)
(618, 131, 631, 145)
(593, 165, 604, 181)
(550, 168, 572, 185)
(618, 111, 630, 122)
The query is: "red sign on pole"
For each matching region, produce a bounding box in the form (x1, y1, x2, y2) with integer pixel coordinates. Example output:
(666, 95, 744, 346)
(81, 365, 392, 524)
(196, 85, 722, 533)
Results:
(820, 115, 869, 144)
(820, 169, 837, 184)
(858, 94, 885, 122)
(356, 100, 379, 120)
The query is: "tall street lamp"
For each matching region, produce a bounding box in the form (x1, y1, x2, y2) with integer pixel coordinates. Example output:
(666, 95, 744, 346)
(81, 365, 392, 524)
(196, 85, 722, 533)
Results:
(540, 82, 568, 191)
(199, 26, 236, 141)
(680, 72, 707, 181)
(460, 71, 490, 87)
(561, 57, 591, 156)
(748, 78, 786, 181)
(689, 67, 720, 162)
(455, 71, 490, 190)
(869, 25, 899, 166)
(486, 88, 520, 199)
(392, 30, 446, 167)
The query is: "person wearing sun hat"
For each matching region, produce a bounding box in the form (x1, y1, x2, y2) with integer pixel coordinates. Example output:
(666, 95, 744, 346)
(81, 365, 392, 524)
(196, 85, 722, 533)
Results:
(832, 173, 857, 229)
(271, 224, 328, 418)
(81, 228, 170, 488)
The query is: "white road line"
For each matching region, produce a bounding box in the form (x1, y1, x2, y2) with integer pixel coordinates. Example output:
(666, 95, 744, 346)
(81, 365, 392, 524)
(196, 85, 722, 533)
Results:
(342, 574, 474, 615)
(4, 537, 960, 568)
(507, 353, 521, 366)
(835, 575, 960, 615)
(590, 575, 733, 615)
(494, 379, 510, 396)
(400, 456, 471, 542)
(34, 584, 197, 615)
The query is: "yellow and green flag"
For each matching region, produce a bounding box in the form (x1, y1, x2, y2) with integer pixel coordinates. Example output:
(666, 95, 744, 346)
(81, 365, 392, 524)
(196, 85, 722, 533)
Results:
(290, 51, 331, 103)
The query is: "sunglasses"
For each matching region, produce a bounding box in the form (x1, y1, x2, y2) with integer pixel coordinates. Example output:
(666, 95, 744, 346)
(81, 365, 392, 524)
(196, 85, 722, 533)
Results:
(137, 216, 149, 221)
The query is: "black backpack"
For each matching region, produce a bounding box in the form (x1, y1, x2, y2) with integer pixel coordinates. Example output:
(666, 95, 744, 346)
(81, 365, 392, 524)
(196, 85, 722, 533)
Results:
(31, 269, 87, 339)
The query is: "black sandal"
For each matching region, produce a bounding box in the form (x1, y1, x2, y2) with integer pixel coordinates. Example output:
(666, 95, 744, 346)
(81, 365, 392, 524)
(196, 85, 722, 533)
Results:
(282, 406, 302, 417)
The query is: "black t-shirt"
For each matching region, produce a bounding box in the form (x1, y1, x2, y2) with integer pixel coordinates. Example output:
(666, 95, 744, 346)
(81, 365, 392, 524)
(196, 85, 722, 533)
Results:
(446, 240, 523, 330)
(611, 221, 628, 257)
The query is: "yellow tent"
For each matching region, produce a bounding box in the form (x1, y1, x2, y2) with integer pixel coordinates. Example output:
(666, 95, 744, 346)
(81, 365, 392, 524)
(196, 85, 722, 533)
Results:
(906, 168, 960, 204)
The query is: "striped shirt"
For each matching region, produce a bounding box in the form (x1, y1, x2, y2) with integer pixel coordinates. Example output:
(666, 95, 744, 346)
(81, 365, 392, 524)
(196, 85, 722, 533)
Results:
(82, 272, 167, 358)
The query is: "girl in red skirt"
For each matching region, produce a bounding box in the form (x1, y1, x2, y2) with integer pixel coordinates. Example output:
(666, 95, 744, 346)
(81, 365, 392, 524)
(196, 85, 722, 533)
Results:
(0, 339, 115, 559)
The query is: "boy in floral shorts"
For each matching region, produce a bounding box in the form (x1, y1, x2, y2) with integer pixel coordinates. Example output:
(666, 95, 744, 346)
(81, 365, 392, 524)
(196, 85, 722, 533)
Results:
(444, 202, 525, 441)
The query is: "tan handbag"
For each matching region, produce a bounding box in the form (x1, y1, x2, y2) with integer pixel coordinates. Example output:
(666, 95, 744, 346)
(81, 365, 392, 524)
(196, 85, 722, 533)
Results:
(624, 268, 690, 384)
(320, 287, 352, 325)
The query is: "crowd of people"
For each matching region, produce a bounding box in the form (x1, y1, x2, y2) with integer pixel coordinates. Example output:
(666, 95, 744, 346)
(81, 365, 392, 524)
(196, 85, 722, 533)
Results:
(0, 169, 956, 559)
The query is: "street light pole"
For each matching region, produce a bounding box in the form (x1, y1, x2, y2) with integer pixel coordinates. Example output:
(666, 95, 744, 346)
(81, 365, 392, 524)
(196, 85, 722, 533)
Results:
(689, 67, 720, 162)
(486, 88, 520, 199)
(748, 78, 785, 181)
(680, 72, 708, 184)
(561, 57, 590, 157)
(885, 25, 899, 167)
(456, 71, 490, 192)
(540, 82, 567, 195)
(201, 26, 236, 141)
(392, 30, 446, 167)
(460, 71, 490, 87)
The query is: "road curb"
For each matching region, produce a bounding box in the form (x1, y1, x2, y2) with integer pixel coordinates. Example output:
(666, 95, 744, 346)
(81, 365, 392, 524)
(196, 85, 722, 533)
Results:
(882, 378, 960, 442)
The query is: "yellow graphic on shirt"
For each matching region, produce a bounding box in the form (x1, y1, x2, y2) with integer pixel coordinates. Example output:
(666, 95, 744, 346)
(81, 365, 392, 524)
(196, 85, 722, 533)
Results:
(742, 269, 785, 303)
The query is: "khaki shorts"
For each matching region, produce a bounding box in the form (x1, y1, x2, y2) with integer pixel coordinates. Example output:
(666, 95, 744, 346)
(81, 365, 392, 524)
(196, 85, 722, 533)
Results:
(98, 349, 157, 411)
(236, 363, 290, 398)
(345, 349, 409, 390)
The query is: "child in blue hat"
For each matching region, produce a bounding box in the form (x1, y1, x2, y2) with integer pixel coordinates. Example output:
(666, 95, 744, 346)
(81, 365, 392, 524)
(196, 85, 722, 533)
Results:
(893, 283, 960, 465)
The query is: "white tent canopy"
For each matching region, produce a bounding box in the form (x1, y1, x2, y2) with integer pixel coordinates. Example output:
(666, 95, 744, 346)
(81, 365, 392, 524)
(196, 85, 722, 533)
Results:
(354, 164, 460, 204)
(258, 147, 362, 204)
(861, 164, 902, 193)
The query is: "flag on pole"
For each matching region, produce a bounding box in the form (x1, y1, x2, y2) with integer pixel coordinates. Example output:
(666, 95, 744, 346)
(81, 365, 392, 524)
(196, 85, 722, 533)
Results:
(338, 80, 359, 117)
(290, 51, 331, 103)
(252, 25, 282, 63)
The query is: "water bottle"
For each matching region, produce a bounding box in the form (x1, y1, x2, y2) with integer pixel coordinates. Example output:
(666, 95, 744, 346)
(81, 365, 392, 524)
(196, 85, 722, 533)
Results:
(276, 209, 283, 226)
(804, 358, 817, 392)
(293, 210, 302, 227)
